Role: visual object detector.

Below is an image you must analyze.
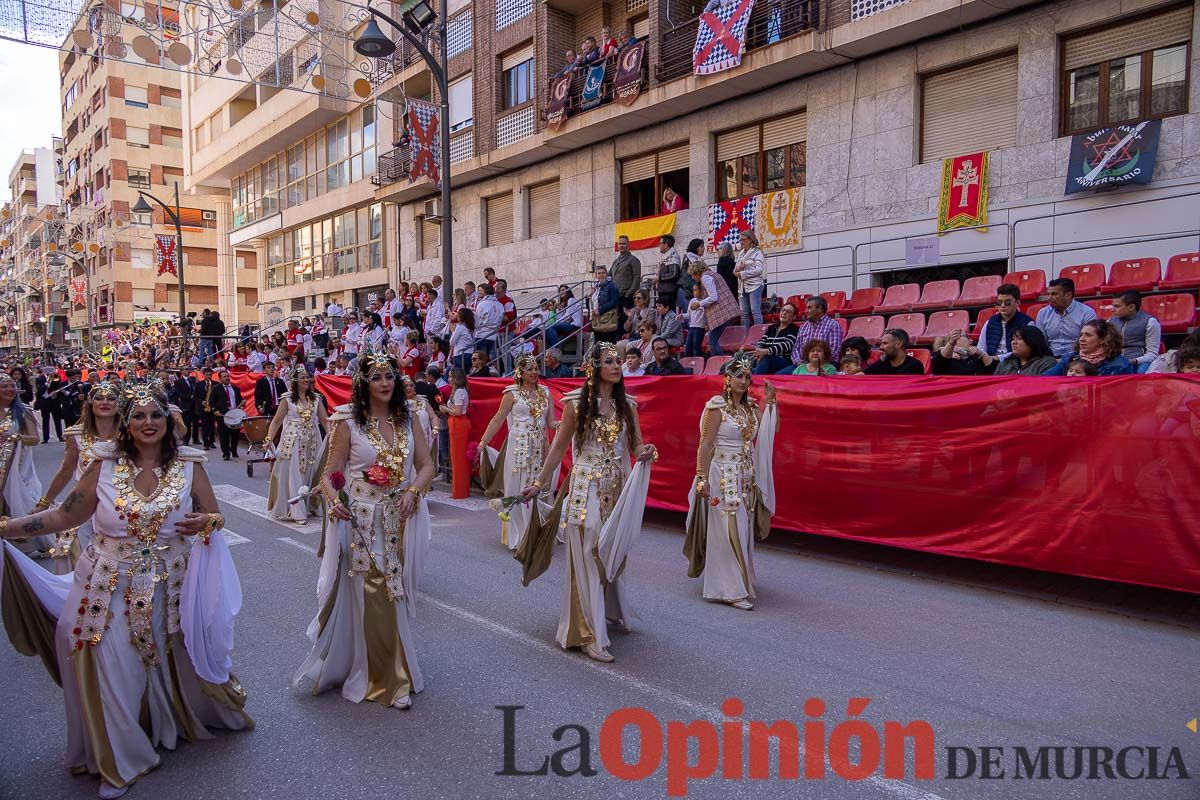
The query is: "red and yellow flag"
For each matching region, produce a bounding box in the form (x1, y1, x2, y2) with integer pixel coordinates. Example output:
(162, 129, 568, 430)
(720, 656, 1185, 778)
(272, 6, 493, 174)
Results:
(938, 151, 989, 234)
(614, 212, 677, 251)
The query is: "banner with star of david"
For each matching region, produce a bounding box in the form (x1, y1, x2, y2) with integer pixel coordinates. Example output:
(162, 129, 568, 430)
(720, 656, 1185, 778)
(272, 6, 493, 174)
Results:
(407, 98, 441, 186)
(1065, 120, 1160, 195)
(693, 0, 756, 76)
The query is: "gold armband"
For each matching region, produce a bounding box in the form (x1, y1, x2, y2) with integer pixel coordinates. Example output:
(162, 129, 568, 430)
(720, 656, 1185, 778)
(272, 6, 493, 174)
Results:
(34, 496, 51, 510)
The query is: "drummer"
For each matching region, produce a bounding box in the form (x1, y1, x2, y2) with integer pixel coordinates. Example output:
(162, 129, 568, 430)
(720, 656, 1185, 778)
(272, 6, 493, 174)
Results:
(212, 367, 245, 461)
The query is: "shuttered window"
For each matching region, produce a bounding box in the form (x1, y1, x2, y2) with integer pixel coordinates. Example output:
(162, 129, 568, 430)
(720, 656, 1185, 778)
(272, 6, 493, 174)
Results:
(527, 180, 560, 238)
(620, 143, 693, 220)
(485, 193, 513, 247)
(716, 127, 760, 161)
(632, 16, 649, 39)
(716, 111, 807, 201)
(1064, 5, 1192, 70)
(621, 153, 656, 184)
(656, 143, 690, 173)
(502, 44, 535, 71)
(448, 75, 473, 131)
(921, 53, 1018, 163)
(763, 113, 808, 150)
(420, 217, 439, 260)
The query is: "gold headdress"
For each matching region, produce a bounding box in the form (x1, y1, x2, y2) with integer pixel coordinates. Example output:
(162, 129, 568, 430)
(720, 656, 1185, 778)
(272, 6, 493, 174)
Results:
(89, 377, 122, 400)
(121, 377, 169, 419)
(722, 350, 755, 399)
(582, 341, 621, 388)
(353, 349, 395, 387)
(288, 366, 311, 383)
(513, 353, 538, 384)
(0, 372, 14, 386)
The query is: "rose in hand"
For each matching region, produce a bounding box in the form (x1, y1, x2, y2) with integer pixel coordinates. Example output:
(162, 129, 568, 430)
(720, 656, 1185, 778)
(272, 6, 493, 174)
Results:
(328, 471, 352, 520)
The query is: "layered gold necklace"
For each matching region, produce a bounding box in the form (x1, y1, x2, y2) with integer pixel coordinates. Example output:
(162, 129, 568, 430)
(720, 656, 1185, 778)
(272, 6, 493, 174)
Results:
(518, 385, 547, 422)
(723, 399, 758, 447)
(363, 414, 410, 485)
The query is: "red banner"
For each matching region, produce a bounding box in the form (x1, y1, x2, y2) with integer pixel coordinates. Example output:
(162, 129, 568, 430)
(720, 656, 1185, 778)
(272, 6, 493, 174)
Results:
(230, 372, 1200, 594)
(155, 234, 178, 276)
(938, 151, 988, 233)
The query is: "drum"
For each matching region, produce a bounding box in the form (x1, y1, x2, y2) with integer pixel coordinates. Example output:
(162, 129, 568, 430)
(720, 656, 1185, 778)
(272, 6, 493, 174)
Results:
(223, 408, 247, 428)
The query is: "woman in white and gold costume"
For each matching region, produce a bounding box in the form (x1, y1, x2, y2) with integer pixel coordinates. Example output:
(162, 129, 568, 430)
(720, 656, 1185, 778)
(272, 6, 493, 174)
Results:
(295, 351, 436, 710)
(402, 376, 436, 454)
(683, 352, 779, 610)
(0, 379, 251, 799)
(0, 370, 45, 558)
(519, 343, 657, 663)
(478, 354, 556, 551)
(266, 367, 329, 522)
(35, 378, 122, 572)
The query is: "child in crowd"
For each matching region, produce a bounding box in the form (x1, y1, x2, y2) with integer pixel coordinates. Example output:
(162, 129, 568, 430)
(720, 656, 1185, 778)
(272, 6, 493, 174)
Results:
(440, 368, 472, 499)
(838, 353, 863, 375)
(685, 284, 706, 358)
(794, 339, 836, 376)
(623, 347, 645, 377)
(1065, 359, 1099, 377)
(1178, 348, 1200, 374)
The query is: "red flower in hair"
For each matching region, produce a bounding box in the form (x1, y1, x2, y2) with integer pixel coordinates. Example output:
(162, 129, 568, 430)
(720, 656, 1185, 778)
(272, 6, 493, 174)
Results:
(364, 465, 392, 487)
(328, 471, 346, 491)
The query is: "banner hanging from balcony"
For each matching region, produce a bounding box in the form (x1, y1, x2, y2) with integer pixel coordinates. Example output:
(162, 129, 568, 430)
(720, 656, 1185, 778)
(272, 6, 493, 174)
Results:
(582, 64, 605, 111)
(70, 279, 87, 308)
(154, 234, 178, 277)
(614, 212, 677, 251)
(937, 151, 989, 234)
(708, 195, 758, 250)
(1064, 120, 1161, 195)
(407, 98, 442, 185)
(546, 74, 572, 131)
(693, 0, 757, 76)
(614, 42, 646, 106)
(757, 187, 804, 250)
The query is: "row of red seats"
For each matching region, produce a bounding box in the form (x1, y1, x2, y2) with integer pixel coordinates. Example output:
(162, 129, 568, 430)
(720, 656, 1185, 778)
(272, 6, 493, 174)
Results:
(677, 348, 937, 376)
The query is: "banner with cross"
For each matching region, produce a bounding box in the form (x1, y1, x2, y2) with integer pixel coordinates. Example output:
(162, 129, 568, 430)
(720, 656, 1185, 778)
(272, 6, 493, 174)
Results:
(155, 234, 178, 276)
(407, 98, 442, 186)
(937, 151, 989, 234)
(707, 195, 758, 250)
(693, 0, 757, 76)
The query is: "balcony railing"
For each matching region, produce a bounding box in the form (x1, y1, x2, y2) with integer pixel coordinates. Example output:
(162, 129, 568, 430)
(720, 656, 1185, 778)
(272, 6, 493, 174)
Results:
(658, 0, 821, 83)
(372, 147, 412, 187)
(544, 39, 650, 125)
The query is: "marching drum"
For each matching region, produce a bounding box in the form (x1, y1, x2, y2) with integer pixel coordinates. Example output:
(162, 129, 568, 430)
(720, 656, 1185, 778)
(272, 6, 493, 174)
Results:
(223, 408, 247, 428)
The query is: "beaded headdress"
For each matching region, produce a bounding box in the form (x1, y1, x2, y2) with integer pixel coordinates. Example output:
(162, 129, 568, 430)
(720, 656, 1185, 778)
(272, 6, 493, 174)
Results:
(288, 366, 311, 383)
(353, 349, 395, 387)
(89, 378, 122, 401)
(722, 350, 755, 398)
(121, 377, 169, 419)
(0, 371, 14, 387)
(582, 342, 621, 389)
(513, 354, 538, 384)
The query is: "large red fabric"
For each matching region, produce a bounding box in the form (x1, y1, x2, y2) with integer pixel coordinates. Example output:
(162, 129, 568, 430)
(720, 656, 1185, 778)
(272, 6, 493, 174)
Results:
(239, 372, 1200, 594)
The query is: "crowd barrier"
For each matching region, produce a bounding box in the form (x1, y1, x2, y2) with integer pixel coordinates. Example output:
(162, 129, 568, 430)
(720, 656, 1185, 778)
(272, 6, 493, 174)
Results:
(221, 373, 1200, 595)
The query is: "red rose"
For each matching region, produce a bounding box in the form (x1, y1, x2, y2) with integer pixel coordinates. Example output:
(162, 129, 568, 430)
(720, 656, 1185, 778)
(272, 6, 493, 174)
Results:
(364, 465, 392, 487)
(328, 471, 346, 490)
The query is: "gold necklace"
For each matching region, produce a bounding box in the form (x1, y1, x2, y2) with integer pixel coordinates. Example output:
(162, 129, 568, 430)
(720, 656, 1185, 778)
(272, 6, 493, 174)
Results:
(518, 385, 547, 422)
(363, 414, 410, 486)
(723, 400, 758, 446)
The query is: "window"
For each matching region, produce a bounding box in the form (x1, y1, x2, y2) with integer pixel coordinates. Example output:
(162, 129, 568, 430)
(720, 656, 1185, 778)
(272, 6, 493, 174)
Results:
(921, 53, 1018, 163)
(1061, 6, 1192, 135)
(265, 204, 383, 288)
(715, 112, 806, 202)
(127, 126, 149, 148)
(159, 88, 182, 109)
(502, 46, 534, 109)
(485, 193, 513, 247)
(131, 211, 151, 226)
(125, 85, 148, 108)
(128, 168, 150, 189)
(496, 0, 531, 30)
(420, 216, 439, 260)
(161, 126, 184, 149)
(131, 248, 153, 269)
(527, 180, 560, 238)
(446, 12, 472, 58)
(621, 142, 691, 220)
(449, 75, 473, 132)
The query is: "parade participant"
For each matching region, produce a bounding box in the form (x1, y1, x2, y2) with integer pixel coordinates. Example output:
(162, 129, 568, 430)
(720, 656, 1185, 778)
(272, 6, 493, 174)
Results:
(520, 343, 657, 663)
(683, 353, 778, 610)
(35, 378, 122, 571)
(478, 355, 556, 551)
(295, 351, 436, 710)
(266, 367, 329, 523)
(0, 371, 45, 558)
(0, 378, 252, 799)
(402, 376, 437, 454)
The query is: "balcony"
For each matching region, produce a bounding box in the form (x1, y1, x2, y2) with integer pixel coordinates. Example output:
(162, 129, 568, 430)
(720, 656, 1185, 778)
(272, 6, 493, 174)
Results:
(658, 0, 821, 83)
(544, 39, 649, 125)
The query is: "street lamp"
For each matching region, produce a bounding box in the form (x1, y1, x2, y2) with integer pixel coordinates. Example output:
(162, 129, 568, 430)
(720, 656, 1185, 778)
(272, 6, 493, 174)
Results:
(130, 181, 186, 334)
(355, 0, 454, 294)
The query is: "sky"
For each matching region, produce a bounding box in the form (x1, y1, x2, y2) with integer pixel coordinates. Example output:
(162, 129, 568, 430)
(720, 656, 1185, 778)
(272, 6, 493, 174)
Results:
(0, 40, 64, 201)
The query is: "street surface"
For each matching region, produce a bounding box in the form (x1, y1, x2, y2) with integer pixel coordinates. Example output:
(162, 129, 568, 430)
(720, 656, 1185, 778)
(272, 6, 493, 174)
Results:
(0, 441, 1197, 799)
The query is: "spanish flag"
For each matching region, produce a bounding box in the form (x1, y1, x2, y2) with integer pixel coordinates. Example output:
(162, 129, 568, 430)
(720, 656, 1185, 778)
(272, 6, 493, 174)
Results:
(613, 212, 677, 251)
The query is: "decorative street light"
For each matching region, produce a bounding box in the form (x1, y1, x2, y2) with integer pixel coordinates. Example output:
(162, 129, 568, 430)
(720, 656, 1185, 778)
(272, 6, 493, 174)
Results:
(130, 181, 186, 335)
(355, 0, 454, 293)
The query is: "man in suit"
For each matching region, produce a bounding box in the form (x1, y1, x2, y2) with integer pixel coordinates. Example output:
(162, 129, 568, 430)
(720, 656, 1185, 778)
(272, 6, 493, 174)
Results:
(60, 369, 88, 428)
(169, 369, 197, 445)
(194, 371, 219, 451)
(35, 368, 64, 443)
(254, 361, 288, 419)
(210, 368, 243, 461)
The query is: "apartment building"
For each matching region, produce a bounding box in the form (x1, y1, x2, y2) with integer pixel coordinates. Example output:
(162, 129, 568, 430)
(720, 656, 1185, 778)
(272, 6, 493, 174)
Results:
(58, 0, 258, 339)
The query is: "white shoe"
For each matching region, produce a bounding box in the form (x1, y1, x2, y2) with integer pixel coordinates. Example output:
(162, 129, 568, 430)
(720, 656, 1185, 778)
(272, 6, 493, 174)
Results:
(731, 599, 754, 610)
(98, 781, 128, 799)
(392, 695, 412, 710)
(583, 644, 614, 663)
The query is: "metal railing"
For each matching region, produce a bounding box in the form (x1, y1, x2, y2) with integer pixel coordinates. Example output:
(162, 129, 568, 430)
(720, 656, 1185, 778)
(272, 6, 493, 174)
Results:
(480, 277, 596, 376)
(544, 38, 649, 122)
(658, 0, 821, 84)
(372, 146, 413, 187)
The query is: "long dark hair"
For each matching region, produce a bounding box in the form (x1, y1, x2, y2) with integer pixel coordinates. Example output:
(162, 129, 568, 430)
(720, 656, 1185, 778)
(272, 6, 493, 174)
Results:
(290, 369, 317, 403)
(457, 307, 476, 333)
(1012, 326, 1053, 360)
(350, 354, 410, 429)
(117, 391, 179, 468)
(574, 346, 638, 453)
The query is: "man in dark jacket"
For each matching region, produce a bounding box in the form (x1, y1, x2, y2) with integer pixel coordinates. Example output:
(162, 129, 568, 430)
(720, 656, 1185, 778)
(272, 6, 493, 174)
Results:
(591, 265, 621, 344)
(35, 369, 64, 443)
(60, 369, 87, 427)
(209, 369, 243, 460)
(978, 283, 1033, 360)
(643, 337, 688, 376)
(194, 372, 219, 450)
(254, 361, 288, 418)
(198, 309, 226, 364)
(168, 369, 198, 445)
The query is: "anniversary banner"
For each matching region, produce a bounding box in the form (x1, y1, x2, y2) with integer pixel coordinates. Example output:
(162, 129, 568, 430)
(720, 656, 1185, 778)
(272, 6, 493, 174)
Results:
(1065, 120, 1161, 194)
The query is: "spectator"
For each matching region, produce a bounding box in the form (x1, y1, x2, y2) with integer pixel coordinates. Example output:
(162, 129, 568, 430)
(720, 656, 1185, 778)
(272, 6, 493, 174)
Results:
(483, 266, 498, 289)
(794, 339, 836, 376)
(994, 326, 1058, 376)
(1148, 330, 1200, 373)
(399, 330, 424, 379)
(679, 238, 703, 313)
(714, 241, 738, 296)
(932, 330, 997, 376)
(1046, 319, 1136, 376)
(617, 30, 635, 52)
(840, 336, 872, 365)
(543, 349, 573, 378)
(590, 265, 621, 344)
(623, 347, 646, 377)
(599, 26, 618, 58)
(545, 285, 584, 348)
(440, 367, 471, 498)
(684, 284, 707, 358)
(449, 287, 469, 322)
(1176, 347, 1200, 374)
(362, 312, 388, 352)
(838, 353, 863, 375)
(1065, 359, 1099, 377)
(624, 289, 653, 337)
(463, 280, 479, 309)
(580, 36, 600, 65)
(198, 309, 225, 362)
(449, 306, 476, 371)
(1036, 278, 1097, 359)
(399, 294, 421, 330)
(750, 302, 798, 374)
(9, 367, 32, 404)
(469, 350, 495, 378)
(979, 283, 1033, 359)
(423, 287, 449, 351)
(662, 186, 687, 214)
(686, 257, 738, 355)
(734, 229, 766, 326)
(381, 288, 401, 327)
(644, 337, 687, 375)
(474, 283, 503, 356)
(611, 235, 642, 329)
(636, 318, 659, 355)
(1109, 291, 1162, 373)
(326, 298, 343, 317)
(495, 279, 517, 328)
(862, 329, 924, 375)
(782, 296, 843, 374)
(342, 311, 363, 356)
(649, 235, 682, 309)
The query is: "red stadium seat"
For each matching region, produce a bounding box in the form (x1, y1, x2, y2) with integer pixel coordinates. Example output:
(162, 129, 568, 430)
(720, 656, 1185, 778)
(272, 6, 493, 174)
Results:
(840, 287, 885, 317)
(868, 349, 883, 365)
(885, 312, 927, 343)
(1085, 299, 1116, 320)
(906, 349, 932, 373)
(1026, 302, 1050, 320)
(836, 317, 849, 336)
(678, 356, 705, 375)
(717, 325, 747, 352)
(1144, 293, 1197, 334)
(913, 279, 961, 311)
(1101, 257, 1161, 293)
(1159, 253, 1200, 291)
(740, 324, 771, 350)
(785, 294, 809, 310)
(847, 315, 886, 344)
(971, 307, 999, 340)
(1003, 269, 1047, 300)
(876, 283, 921, 314)
(820, 291, 847, 313)
(1059, 263, 1105, 297)
(702, 355, 731, 375)
(955, 275, 1002, 308)
(916, 310, 971, 345)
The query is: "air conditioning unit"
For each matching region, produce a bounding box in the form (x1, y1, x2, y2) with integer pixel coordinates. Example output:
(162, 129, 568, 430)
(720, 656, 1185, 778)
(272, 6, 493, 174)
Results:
(423, 198, 442, 221)
(202, 210, 216, 221)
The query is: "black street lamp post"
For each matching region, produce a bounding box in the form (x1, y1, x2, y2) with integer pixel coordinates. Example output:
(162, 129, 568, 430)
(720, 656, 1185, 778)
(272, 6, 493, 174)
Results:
(131, 181, 187, 346)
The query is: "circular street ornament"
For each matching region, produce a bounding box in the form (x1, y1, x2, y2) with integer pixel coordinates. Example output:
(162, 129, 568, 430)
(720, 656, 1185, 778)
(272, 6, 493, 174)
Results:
(353, 78, 372, 98)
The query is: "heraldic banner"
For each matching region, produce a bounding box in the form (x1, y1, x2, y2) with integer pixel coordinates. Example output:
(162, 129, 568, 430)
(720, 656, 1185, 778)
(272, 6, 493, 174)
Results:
(155, 234, 178, 276)
(693, 0, 756, 76)
(614, 212, 677, 251)
(708, 195, 758, 250)
(546, 74, 572, 131)
(70, 279, 87, 307)
(614, 42, 645, 106)
(938, 151, 989, 234)
(581, 64, 605, 110)
(1065, 120, 1161, 195)
(757, 187, 803, 250)
(407, 98, 441, 185)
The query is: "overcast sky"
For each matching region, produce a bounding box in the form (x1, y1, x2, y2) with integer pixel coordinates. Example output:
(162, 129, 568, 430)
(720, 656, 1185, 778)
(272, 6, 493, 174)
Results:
(0, 41, 64, 200)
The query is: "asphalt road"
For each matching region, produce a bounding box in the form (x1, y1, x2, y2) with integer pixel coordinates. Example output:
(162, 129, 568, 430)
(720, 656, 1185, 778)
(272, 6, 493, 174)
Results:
(1, 441, 1197, 800)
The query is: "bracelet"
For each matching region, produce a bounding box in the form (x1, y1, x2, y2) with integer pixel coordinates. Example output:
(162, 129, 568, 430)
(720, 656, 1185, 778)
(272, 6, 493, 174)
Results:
(694, 477, 707, 493)
(531, 479, 543, 488)
(405, 485, 421, 497)
(34, 496, 51, 510)
(198, 512, 225, 545)
(0, 518, 7, 535)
